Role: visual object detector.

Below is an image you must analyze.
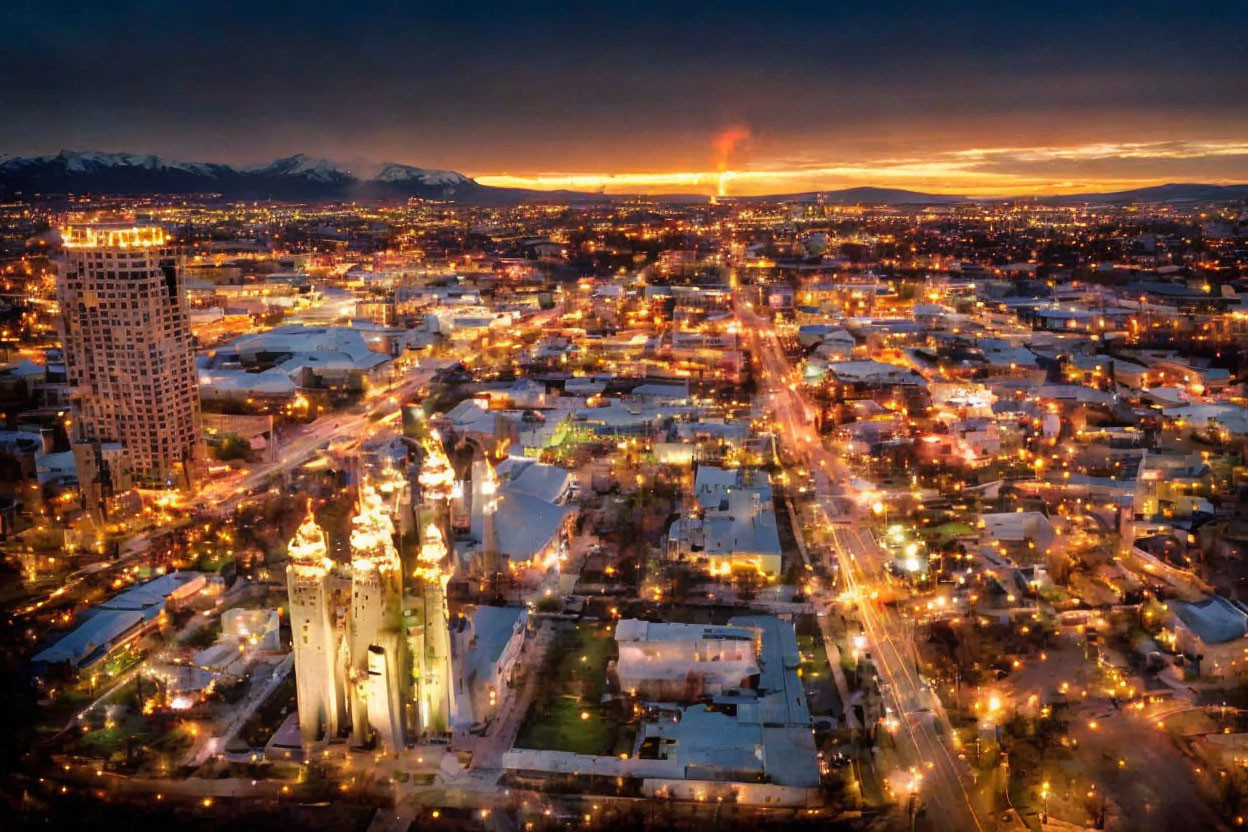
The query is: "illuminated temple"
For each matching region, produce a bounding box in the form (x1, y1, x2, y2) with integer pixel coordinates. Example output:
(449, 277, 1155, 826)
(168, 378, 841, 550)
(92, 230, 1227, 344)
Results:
(347, 482, 406, 751)
(412, 435, 454, 734)
(286, 502, 346, 750)
(285, 438, 461, 753)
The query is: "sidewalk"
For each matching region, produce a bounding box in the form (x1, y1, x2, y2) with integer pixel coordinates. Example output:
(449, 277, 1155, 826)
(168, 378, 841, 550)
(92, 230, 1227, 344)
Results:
(786, 492, 860, 730)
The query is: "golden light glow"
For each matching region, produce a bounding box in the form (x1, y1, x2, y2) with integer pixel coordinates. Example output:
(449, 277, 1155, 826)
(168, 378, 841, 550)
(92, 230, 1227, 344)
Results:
(61, 225, 168, 248)
(418, 434, 454, 503)
(480, 462, 497, 495)
(476, 139, 1248, 197)
(480, 458, 499, 507)
(288, 500, 333, 575)
(414, 522, 448, 583)
(712, 126, 750, 197)
(349, 483, 400, 572)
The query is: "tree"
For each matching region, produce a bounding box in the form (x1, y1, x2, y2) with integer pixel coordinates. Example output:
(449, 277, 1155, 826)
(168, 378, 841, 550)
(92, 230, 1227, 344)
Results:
(211, 433, 252, 462)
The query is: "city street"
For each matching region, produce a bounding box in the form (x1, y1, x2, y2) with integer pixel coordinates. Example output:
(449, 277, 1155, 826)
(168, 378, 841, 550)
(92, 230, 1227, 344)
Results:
(192, 358, 455, 514)
(184, 652, 294, 768)
(737, 293, 985, 832)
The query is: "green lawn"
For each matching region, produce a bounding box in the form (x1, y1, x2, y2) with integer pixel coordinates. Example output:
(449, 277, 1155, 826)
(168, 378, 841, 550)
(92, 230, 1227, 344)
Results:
(194, 551, 236, 574)
(97, 647, 144, 680)
(71, 710, 150, 758)
(798, 633, 830, 676)
(70, 714, 192, 764)
(798, 633, 838, 716)
(35, 686, 96, 736)
(919, 521, 975, 546)
(517, 695, 613, 755)
(514, 623, 623, 755)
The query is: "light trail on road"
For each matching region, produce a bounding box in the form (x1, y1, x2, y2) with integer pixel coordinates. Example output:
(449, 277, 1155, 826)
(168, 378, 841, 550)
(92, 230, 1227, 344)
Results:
(736, 292, 984, 832)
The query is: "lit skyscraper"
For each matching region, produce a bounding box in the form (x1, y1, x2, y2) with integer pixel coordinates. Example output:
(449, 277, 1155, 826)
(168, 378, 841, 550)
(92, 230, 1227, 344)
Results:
(56, 225, 202, 508)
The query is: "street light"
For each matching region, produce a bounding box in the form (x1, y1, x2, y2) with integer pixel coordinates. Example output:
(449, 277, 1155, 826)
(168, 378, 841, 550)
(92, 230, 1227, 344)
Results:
(906, 769, 923, 832)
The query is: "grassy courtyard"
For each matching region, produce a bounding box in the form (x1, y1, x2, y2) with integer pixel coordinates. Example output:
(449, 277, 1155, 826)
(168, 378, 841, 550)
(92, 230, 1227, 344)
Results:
(514, 622, 635, 756)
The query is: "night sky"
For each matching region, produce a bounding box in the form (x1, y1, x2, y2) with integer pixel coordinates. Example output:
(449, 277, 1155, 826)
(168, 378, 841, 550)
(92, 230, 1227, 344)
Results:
(3, 1, 1247, 194)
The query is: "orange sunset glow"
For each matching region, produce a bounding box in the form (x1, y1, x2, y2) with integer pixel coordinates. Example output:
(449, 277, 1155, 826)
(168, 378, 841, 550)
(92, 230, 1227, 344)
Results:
(477, 138, 1248, 197)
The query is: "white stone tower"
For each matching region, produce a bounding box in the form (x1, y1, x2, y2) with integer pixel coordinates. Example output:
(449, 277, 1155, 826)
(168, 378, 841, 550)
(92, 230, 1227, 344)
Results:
(286, 502, 345, 752)
(374, 460, 415, 537)
(414, 521, 453, 734)
(414, 434, 455, 734)
(348, 482, 406, 751)
(477, 458, 501, 578)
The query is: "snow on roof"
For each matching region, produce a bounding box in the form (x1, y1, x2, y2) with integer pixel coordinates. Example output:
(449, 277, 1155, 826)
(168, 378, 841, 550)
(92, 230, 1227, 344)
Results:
(644, 707, 763, 773)
(444, 399, 500, 436)
(1, 358, 45, 377)
(505, 615, 818, 790)
(675, 420, 751, 441)
(228, 326, 391, 374)
(564, 378, 607, 396)
(1171, 596, 1248, 644)
(631, 382, 689, 402)
(980, 511, 1054, 543)
(615, 619, 756, 644)
(702, 492, 782, 560)
(99, 572, 203, 612)
(693, 464, 741, 502)
(1037, 384, 1115, 405)
(826, 360, 921, 383)
(37, 450, 76, 484)
(497, 457, 572, 504)
(0, 430, 44, 455)
(693, 465, 773, 506)
(470, 488, 571, 561)
(463, 605, 526, 687)
(33, 610, 144, 666)
(508, 378, 546, 394)
(1164, 403, 1248, 434)
(199, 366, 297, 395)
(575, 399, 667, 430)
(797, 323, 841, 335)
(730, 615, 819, 787)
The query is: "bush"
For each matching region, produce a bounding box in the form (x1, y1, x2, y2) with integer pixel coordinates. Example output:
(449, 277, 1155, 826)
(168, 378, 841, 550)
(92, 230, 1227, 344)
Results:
(211, 433, 252, 462)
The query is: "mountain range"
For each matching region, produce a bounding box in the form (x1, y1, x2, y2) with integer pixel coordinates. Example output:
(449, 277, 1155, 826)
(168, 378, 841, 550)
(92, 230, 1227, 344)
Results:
(746, 184, 1248, 206)
(0, 151, 497, 202)
(2, 150, 1247, 206)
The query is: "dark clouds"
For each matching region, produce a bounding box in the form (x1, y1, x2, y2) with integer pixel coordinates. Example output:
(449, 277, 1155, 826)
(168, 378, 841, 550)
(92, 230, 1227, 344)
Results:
(1, 1, 1246, 181)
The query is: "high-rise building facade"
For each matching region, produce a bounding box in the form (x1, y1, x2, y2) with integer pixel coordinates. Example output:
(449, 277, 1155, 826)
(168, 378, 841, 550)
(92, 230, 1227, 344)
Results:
(57, 225, 202, 502)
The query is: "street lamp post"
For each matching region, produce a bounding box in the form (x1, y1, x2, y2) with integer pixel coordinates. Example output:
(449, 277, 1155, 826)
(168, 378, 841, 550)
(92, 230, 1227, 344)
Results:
(906, 770, 922, 832)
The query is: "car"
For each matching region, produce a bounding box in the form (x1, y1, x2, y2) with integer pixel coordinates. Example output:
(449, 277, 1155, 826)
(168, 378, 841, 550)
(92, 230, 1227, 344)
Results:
(826, 751, 851, 768)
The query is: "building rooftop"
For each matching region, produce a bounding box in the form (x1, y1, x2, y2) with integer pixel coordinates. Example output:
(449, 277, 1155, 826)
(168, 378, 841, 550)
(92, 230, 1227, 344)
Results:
(32, 609, 145, 667)
(1171, 596, 1248, 644)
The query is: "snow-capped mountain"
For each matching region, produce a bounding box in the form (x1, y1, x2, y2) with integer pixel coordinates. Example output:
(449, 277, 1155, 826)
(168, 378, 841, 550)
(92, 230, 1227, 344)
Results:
(245, 154, 353, 184)
(371, 162, 471, 187)
(0, 149, 235, 178)
(0, 150, 491, 201)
